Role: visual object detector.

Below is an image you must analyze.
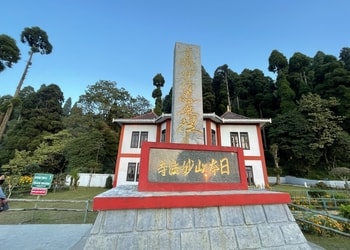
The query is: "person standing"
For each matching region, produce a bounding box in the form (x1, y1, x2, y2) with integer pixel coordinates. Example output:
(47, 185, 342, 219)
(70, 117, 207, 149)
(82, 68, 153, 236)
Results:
(0, 173, 8, 212)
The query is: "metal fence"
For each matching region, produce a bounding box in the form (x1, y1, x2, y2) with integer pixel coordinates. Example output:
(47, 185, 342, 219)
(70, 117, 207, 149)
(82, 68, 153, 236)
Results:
(2, 198, 96, 224)
(290, 203, 350, 237)
(288, 189, 350, 210)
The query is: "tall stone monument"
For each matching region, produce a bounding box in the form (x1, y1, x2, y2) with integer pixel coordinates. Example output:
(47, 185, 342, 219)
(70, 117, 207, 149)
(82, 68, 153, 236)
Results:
(83, 42, 314, 249)
(172, 42, 204, 144)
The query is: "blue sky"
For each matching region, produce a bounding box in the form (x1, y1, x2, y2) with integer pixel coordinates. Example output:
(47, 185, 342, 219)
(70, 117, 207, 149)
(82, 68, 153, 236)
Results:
(1, 1, 349, 106)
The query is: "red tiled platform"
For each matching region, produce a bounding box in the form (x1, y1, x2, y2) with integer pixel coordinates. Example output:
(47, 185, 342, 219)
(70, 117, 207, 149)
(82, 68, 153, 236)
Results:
(93, 186, 291, 211)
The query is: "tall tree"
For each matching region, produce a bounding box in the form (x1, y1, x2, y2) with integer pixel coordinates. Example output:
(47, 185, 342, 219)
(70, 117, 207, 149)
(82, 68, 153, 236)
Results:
(268, 50, 288, 75)
(288, 52, 312, 98)
(268, 110, 316, 176)
(162, 87, 172, 113)
(313, 53, 341, 91)
(298, 93, 344, 169)
(326, 131, 350, 169)
(78, 80, 150, 120)
(0, 34, 20, 73)
(212, 65, 238, 115)
(62, 97, 72, 116)
(64, 129, 105, 174)
(3, 84, 64, 153)
(201, 66, 215, 113)
(339, 47, 350, 71)
(152, 73, 165, 115)
(0, 27, 52, 141)
(270, 143, 281, 184)
(238, 69, 273, 117)
(276, 75, 296, 113)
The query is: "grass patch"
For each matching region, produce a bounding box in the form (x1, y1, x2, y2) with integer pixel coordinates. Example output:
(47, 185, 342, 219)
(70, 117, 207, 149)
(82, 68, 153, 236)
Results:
(304, 233, 350, 250)
(1, 187, 107, 225)
(11, 187, 106, 200)
(270, 184, 309, 192)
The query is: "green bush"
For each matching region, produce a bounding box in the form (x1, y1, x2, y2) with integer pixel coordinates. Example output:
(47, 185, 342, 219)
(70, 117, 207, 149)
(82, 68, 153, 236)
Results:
(314, 182, 329, 189)
(308, 190, 327, 198)
(339, 204, 350, 219)
(105, 175, 113, 189)
(297, 214, 345, 237)
(332, 193, 350, 206)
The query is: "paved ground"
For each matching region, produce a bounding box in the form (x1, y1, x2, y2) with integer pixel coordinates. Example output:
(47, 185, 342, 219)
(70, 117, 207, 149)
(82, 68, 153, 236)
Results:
(0, 224, 325, 250)
(0, 224, 92, 250)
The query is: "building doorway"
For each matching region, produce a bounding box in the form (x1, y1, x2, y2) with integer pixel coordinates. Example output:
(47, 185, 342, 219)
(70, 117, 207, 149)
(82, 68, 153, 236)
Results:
(245, 166, 255, 186)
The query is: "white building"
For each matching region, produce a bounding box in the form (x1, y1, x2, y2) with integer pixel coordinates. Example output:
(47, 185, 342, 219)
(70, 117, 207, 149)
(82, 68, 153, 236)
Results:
(112, 111, 271, 188)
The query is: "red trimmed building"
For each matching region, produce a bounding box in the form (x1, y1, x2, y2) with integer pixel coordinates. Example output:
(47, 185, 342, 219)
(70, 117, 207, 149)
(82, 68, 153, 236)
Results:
(112, 111, 271, 188)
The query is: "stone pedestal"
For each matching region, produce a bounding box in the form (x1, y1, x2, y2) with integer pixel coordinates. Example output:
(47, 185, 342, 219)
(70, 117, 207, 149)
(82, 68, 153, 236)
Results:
(83, 186, 313, 250)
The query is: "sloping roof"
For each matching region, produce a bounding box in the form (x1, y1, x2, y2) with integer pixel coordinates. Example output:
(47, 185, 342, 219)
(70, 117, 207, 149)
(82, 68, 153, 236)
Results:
(220, 111, 248, 119)
(112, 111, 158, 125)
(220, 111, 271, 127)
(132, 111, 158, 120)
(113, 111, 271, 127)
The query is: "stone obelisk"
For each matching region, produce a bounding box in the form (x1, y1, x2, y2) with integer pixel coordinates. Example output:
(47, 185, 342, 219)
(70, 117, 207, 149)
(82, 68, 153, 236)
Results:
(171, 42, 204, 144)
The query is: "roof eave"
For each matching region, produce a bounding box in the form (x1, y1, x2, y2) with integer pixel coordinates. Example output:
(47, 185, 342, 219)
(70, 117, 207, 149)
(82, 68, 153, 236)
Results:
(222, 118, 272, 127)
(112, 118, 157, 126)
(203, 113, 222, 123)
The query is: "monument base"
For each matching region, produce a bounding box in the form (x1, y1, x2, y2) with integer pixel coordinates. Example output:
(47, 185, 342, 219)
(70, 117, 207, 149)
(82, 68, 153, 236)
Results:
(93, 185, 291, 210)
(83, 186, 314, 249)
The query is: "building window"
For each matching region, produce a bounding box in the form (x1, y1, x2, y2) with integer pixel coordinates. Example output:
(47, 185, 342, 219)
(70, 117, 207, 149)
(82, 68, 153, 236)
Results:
(240, 132, 250, 149)
(126, 162, 139, 182)
(230, 132, 250, 149)
(230, 132, 239, 147)
(130, 131, 148, 148)
(161, 129, 166, 142)
(211, 129, 216, 145)
(140, 131, 148, 147)
(203, 128, 206, 144)
(130, 132, 139, 148)
(246, 166, 255, 186)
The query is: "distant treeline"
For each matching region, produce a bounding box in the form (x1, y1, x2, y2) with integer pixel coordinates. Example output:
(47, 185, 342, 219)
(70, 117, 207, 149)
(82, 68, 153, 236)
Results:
(1, 47, 350, 179)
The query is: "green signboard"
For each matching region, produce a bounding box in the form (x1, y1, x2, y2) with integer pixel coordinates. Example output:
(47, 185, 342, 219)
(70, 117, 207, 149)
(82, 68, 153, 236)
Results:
(31, 173, 54, 189)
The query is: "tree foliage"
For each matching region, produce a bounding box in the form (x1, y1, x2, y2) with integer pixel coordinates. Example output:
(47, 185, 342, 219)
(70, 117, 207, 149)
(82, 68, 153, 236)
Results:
(152, 73, 165, 115)
(202, 66, 215, 113)
(0, 26, 53, 142)
(78, 80, 151, 120)
(1, 44, 350, 181)
(339, 47, 350, 70)
(0, 34, 20, 73)
(268, 49, 288, 74)
(21, 26, 53, 54)
(330, 167, 350, 181)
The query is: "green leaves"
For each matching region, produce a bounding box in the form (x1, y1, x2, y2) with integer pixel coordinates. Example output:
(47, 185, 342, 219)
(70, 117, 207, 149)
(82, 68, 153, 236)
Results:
(268, 50, 288, 74)
(78, 80, 151, 119)
(299, 93, 343, 149)
(0, 34, 20, 72)
(20, 26, 53, 55)
(152, 73, 165, 116)
(152, 73, 165, 88)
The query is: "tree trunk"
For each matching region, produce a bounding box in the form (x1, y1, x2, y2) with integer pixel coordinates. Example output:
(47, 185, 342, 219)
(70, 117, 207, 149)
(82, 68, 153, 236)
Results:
(270, 144, 281, 185)
(0, 51, 33, 142)
(225, 71, 231, 112)
(0, 104, 14, 142)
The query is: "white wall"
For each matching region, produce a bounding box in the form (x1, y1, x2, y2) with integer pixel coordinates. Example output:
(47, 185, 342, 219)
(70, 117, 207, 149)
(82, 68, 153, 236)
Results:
(121, 124, 157, 154)
(65, 173, 114, 187)
(116, 158, 139, 186)
(219, 124, 261, 156)
(267, 175, 347, 188)
(245, 160, 265, 187)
